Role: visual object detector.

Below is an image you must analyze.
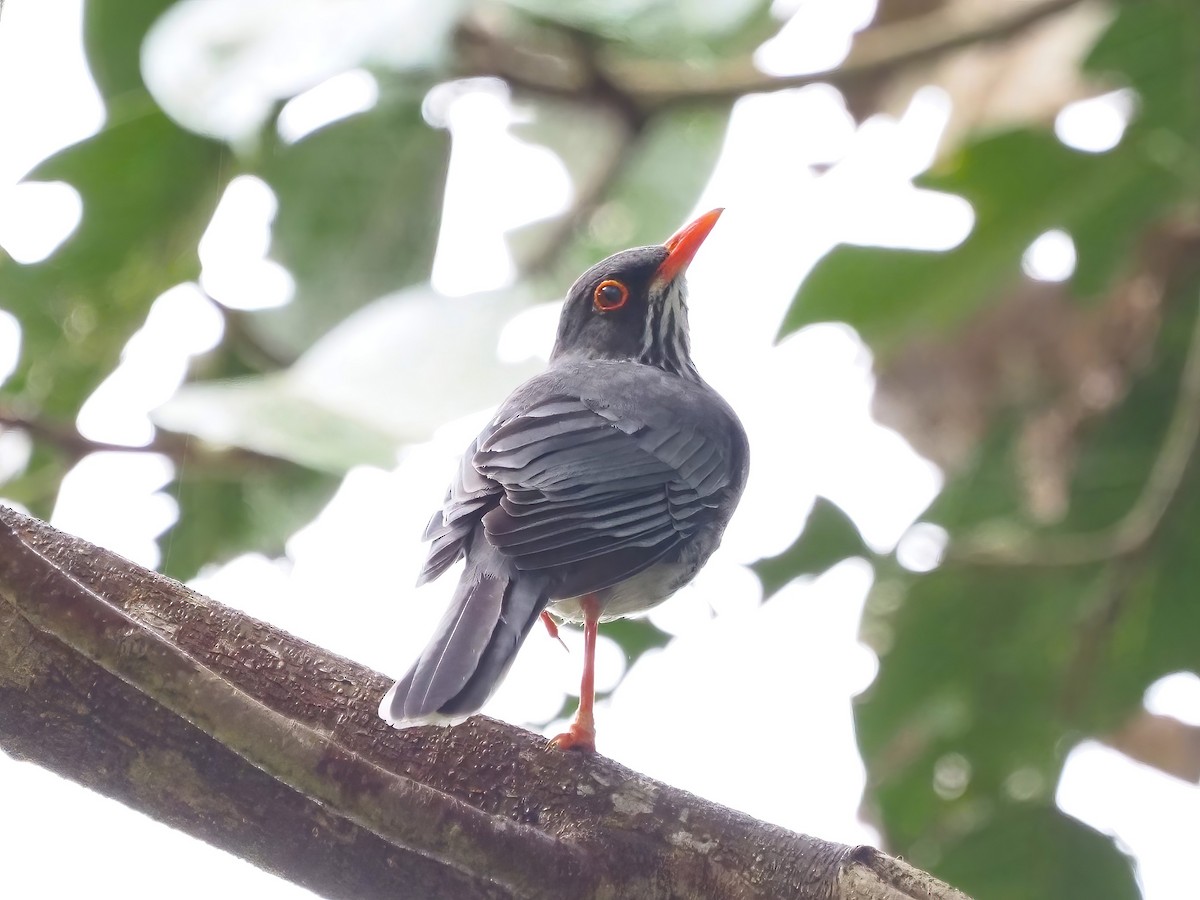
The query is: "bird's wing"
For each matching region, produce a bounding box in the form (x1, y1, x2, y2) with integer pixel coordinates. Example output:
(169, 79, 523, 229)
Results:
(472, 394, 735, 591)
(416, 434, 501, 584)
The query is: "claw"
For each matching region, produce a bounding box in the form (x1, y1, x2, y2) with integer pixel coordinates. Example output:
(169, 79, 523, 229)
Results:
(549, 722, 596, 753)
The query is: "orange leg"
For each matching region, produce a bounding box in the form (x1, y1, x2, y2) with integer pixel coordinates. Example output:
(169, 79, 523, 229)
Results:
(540, 610, 567, 650)
(549, 595, 600, 752)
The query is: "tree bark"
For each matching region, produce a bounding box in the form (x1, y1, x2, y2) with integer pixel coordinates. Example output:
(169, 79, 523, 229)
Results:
(0, 505, 971, 900)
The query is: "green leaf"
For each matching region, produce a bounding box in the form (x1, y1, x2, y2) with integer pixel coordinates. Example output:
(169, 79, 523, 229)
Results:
(0, 446, 68, 521)
(506, 0, 772, 55)
(154, 284, 543, 471)
(602, 618, 672, 663)
(505, 99, 630, 270)
(0, 111, 226, 419)
(85, 0, 176, 98)
(543, 105, 732, 283)
(0, 0, 229, 422)
(246, 97, 450, 359)
(161, 464, 339, 581)
(935, 806, 1139, 900)
(779, 130, 1173, 349)
(855, 289, 1200, 868)
(782, 2, 1200, 353)
(752, 497, 868, 598)
(1085, 1, 1200, 143)
(857, 562, 1085, 850)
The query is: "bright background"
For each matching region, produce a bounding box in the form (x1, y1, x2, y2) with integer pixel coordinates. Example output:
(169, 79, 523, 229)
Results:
(1, 1, 1198, 897)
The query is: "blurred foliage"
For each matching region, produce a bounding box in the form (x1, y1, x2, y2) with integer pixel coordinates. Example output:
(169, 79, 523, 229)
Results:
(754, 497, 870, 597)
(251, 96, 450, 359)
(777, 2, 1200, 898)
(2, 0, 1199, 897)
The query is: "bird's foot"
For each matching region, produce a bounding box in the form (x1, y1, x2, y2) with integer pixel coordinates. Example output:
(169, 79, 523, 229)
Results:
(549, 722, 596, 753)
(540, 610, 568, 651)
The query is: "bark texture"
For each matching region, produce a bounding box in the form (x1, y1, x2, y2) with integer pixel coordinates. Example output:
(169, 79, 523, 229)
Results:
(0, 506, 971, 900)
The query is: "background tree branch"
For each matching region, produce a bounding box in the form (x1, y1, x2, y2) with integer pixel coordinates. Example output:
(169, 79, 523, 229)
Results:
(1103, 711, 1200, 784)
(456, 0, 1092, 110)
(0, 405, 283, 470)
(0, 505, 971, 900)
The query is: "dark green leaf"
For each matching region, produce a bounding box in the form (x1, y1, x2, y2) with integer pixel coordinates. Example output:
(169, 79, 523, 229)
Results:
(0, 111, 226, 419)
(1085, 1, 1200, 143)
(520, 105, 731, 284)
(248, 96, 450, 358)
(602, 617, 672, 663)
(780, 130, 1173, 349)
(0, 0, 229, 424)
(752, 497, 868, 598)
(85, 0, 176, 98)
(935, 806, 1139, 900)
(855, 289, 1200, 866)
(0, 445, 68, 521)
(161, 463, 339, 581)
(857, 562, 1086, 850)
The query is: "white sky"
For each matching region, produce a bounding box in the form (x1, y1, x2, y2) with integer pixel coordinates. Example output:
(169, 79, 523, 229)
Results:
(0, 1, 1198, 898)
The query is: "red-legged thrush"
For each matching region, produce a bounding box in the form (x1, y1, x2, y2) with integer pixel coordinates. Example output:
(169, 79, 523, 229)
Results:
(380, 209, 749, 751)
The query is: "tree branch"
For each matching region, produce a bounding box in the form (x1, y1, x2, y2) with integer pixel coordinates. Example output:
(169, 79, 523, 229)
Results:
(1104, 710, 1200, 783)
(515, 117, 643, 278)
(459, 0, 1091, 110)
(0, 405, 281, 470)
(0, 514, 581, 897)
(0, 505, 972, 900)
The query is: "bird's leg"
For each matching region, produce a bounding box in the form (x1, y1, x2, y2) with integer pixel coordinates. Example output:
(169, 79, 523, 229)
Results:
(540, 610, 567, 650)
(549, 594, 600, 752)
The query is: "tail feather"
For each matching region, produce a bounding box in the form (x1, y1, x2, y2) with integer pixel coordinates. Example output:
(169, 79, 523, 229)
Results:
(381, 552, 550, 726)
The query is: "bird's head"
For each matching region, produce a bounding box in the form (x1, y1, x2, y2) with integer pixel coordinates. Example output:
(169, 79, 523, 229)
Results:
(550, 208, 723, 377)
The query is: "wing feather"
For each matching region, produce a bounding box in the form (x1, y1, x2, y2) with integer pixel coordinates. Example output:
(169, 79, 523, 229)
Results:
(417, 382, 739, 594)
(473, 398, 731, 578)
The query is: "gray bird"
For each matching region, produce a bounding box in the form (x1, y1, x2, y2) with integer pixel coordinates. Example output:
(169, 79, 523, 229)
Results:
(380, 209, 749, 751)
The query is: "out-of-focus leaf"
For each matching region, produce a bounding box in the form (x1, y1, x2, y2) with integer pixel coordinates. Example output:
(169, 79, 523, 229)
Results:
(1085, 1, 1200, 142)
(248, 97, 450, 358)
(541, 106, 731, 283)
(935, 806, 1140, 900)
(143, 0, 465, 141)
(856, 291, 1199, 881)
(602, 617, 672, 663)
(0, 446, 68, 520)
(243, 99, 451, 362)
(151, 377, 401, 473)
(0, 0, 227, 421)
(505, 100, 629, 270)
(782, 0, 1200, 352)
(858, 561, 1085, 849)
(752, 497, 868, 598)
(506, 0, 772, 56)
(86, 0, 176, 97)
(1056, 297, 1200, 725)
(155, 284, 543, 471)
(161, 464, 339, 581)
(779, 130, 1173, 349)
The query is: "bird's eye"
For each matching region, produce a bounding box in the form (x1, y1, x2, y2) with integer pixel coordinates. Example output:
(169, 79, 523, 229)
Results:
(593, 279, 629, 312)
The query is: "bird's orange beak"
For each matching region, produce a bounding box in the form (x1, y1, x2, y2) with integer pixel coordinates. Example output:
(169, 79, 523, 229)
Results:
(657, 208, 723, 283)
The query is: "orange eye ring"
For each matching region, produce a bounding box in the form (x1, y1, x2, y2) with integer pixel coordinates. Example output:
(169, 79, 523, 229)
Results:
(593, 279, 629, 312)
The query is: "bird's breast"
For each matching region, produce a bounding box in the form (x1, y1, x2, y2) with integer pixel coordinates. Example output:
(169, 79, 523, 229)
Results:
(549, 558, 695, 623)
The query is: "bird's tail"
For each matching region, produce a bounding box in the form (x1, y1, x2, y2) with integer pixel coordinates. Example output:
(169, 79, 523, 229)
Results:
(380, 547, 551, 726)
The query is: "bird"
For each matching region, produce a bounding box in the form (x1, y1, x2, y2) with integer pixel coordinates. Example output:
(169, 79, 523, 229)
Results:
(379, 208, 749, 751)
